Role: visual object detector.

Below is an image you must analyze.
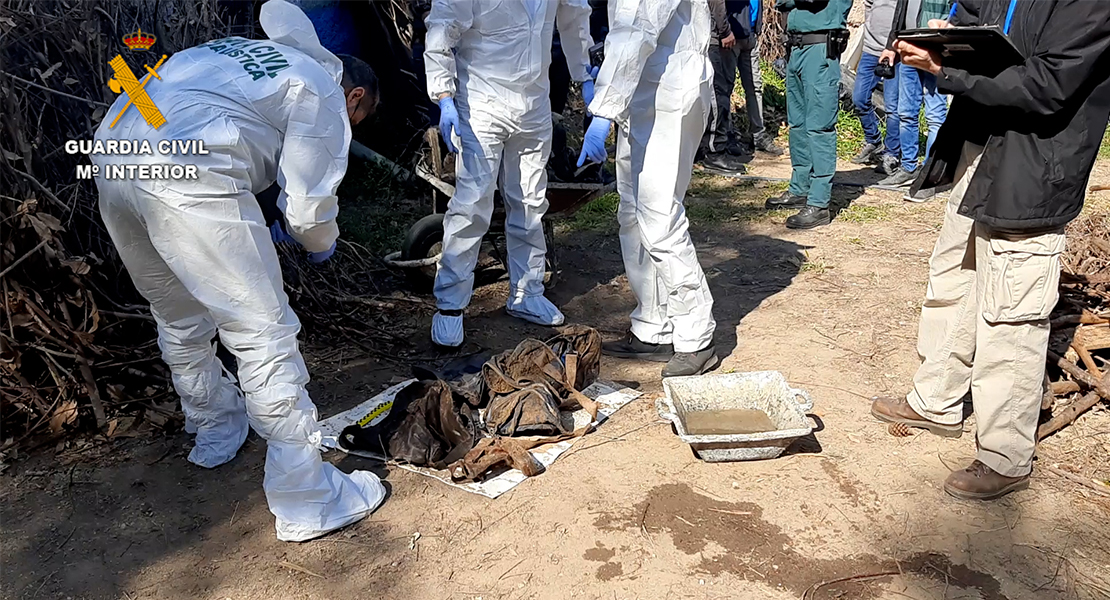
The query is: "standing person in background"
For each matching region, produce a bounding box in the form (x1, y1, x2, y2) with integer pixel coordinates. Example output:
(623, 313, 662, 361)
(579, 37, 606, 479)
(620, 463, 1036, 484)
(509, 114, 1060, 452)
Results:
(764, 0, 853, 230)
(872, 0, 1110, 500)
(423, 0, 594, 348)
(579, 0, 720, 378)
(700, 0, 751, 175)
(877, 0, 951, 195)
(701, 0, 783, 176)
(850, 0, 901, 176)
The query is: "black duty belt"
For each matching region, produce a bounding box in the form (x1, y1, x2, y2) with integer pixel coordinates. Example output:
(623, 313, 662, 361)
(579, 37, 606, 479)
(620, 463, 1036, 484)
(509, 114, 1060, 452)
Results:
(786, 31, 832, 47)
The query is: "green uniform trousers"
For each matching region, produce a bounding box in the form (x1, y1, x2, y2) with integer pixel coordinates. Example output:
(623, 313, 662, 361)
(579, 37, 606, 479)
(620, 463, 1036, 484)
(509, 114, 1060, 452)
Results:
(786, 43, 840, 208)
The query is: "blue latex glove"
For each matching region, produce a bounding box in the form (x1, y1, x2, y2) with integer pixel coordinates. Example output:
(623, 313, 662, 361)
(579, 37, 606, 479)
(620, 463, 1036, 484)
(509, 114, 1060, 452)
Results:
(582, 79, 595, 109)
(269, 221, 297, 246)
(438, 96, 459, 154)
(576, 117, 611, 167)
(307, 241, 337, 264)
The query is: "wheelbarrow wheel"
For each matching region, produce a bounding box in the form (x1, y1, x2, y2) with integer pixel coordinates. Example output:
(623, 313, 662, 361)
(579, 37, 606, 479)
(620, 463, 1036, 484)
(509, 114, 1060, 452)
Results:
(401, 213, 444, 292)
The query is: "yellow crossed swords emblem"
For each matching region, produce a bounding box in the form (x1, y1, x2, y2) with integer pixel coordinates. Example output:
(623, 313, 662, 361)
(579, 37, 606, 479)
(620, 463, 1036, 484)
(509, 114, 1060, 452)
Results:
(107, 53, 167, 129)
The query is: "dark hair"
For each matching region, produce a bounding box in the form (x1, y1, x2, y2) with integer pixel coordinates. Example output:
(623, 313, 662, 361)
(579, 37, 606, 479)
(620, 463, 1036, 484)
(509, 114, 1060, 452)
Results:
(337, 54, 378, 98)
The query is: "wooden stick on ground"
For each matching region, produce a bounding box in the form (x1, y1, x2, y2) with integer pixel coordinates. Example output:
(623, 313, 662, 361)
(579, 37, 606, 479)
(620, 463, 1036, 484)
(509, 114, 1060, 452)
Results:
(1038, 391, 1103, 440)
(1044, 465, 1110, 498)
(1051, 312, 1110, 327)
(1073, 342, 1104, 378)
(1049, 351, 1109, 397)
(1050, 380, 1082, 396)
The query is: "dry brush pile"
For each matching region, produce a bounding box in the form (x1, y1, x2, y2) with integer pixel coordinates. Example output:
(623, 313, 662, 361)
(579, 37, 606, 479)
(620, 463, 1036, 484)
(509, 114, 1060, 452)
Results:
(1, 1, 423, 462)
(1042, 213, 1110, 443)
(0, 0, 256, 459)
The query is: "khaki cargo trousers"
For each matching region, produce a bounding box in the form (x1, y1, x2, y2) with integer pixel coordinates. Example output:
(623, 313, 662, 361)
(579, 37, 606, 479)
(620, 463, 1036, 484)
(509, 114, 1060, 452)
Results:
(907, 142, 1065, 477)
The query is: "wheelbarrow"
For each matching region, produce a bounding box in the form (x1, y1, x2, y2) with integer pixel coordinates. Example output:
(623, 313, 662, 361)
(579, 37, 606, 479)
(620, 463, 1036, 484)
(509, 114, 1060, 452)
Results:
(385, 127, 616, 291)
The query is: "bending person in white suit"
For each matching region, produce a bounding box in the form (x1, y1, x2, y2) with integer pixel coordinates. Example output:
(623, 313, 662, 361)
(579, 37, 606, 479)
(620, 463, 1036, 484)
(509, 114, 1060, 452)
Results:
(92, 0, 385, 541)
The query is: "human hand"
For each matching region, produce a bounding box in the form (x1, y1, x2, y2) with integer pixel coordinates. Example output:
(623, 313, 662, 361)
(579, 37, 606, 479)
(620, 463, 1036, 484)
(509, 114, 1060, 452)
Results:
(927, 18, 953, 29)
(576, 117, 611, 167)
(438, 96, 459, 154)
(307, 241, 337, 264)
(894, 40, 942, 75)
(880, 48, 898, 66)
(582, 79, 595, 109)
(270, 221, 298, 246)
(721, 32, 737, 49)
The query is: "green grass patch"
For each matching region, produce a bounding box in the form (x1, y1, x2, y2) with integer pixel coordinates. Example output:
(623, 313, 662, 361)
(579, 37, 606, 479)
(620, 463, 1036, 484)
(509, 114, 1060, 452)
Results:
(836, 109, 866, 161)
(760, 60, 787, 113)
(562, 191, 619, 232)
(837, 203, 892, 223)
(336, 159, 417, 256)
(1100, 126, 1110, 159)
(799, 254, 832, 274)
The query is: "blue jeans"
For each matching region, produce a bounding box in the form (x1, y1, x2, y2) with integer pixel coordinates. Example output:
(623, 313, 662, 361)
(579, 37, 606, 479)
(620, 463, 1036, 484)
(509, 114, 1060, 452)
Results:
(898, 66, 948, 172)
(852, 52, 900, 160)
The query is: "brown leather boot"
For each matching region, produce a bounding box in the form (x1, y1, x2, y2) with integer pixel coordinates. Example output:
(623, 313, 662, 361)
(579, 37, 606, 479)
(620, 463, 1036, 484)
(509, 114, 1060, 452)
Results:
(944, 460, 1030, 500)
(870, 395, 963, 438)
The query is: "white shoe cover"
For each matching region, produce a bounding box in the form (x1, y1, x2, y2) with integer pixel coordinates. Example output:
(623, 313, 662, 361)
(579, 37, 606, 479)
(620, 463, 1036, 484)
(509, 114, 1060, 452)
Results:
(187, 409, 250, 469)
(432, 312, 464, 347)
(275, 469, 387, 542)
(506, 295, 565, 326)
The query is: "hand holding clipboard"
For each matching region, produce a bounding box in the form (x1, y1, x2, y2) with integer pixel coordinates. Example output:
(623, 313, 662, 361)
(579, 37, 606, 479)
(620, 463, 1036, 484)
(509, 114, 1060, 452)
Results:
(893, 1, 1024, 78)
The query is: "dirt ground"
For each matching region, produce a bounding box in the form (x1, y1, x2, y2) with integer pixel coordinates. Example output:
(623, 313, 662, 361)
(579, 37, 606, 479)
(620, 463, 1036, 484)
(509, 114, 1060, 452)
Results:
(3, 156, 1110, 600)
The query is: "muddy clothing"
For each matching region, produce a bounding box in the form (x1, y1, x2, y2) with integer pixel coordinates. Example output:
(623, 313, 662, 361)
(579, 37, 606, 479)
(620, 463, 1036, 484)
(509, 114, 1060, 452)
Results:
(908, 143, 1064, 478)
(911, 0, 1110, 231)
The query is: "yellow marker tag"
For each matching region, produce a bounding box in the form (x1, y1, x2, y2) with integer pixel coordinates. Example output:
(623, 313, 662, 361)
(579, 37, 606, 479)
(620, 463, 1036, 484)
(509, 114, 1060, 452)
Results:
(356, 399, 394, 428)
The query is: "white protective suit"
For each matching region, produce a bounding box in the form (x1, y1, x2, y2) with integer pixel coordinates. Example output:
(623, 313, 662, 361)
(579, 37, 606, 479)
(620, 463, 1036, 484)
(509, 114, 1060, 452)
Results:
(424, 0, 594, 342)
(588, 0, 716, 353)
(91, 0, 385, 541)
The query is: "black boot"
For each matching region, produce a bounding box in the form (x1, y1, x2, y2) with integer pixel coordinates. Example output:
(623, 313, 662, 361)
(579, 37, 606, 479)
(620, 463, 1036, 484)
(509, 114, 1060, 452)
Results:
(701, 152, 747, 176)
(602, 333, 674, 362)
(661, 346, 720, 377)
(765, 191, 808, 210)
(785, 205, 831, 229)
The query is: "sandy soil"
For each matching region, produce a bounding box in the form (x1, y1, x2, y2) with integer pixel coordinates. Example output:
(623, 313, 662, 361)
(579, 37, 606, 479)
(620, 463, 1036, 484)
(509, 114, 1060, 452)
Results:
(3, 162, 1110, 600)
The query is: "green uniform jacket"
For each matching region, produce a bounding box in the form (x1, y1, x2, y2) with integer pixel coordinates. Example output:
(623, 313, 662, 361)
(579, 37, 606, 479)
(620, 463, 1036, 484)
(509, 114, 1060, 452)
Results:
(776, 0, 853, 33)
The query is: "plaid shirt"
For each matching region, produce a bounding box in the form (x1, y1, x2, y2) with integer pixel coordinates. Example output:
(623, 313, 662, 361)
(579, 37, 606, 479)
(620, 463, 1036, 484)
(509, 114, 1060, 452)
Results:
(918, 0, 952, 25)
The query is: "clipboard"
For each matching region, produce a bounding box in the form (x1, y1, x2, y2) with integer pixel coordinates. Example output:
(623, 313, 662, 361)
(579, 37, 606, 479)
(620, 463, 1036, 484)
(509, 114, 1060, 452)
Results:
(896, 26, 1024, 77)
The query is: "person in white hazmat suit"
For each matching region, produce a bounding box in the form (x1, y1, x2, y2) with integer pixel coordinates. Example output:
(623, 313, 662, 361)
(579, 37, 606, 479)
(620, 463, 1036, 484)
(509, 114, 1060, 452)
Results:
(578, 0, 719, 377)
(424, 0, 595, 347)
(91, 0, 386, 541)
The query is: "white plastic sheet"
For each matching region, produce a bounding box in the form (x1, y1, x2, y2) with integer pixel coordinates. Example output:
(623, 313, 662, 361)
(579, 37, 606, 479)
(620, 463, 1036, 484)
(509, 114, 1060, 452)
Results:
(319, 380, 642, 498)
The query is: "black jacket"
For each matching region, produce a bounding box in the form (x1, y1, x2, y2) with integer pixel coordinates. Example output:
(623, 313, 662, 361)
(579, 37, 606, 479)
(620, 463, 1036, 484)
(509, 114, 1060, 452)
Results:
(726, 0, 762, 40)
(911, 0, 1110, 231)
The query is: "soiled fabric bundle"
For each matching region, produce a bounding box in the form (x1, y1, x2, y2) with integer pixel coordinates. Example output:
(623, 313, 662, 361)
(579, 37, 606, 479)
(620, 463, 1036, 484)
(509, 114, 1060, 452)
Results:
(483, 325, 601, 405)
(339, 379, 478, 469)
(341, 326, 604, 482)
(485, 383, 566, 437)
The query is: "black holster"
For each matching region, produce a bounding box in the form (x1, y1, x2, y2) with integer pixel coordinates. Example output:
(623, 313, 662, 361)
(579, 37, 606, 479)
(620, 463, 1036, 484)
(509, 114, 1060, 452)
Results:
(826, 29, 849, 60)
